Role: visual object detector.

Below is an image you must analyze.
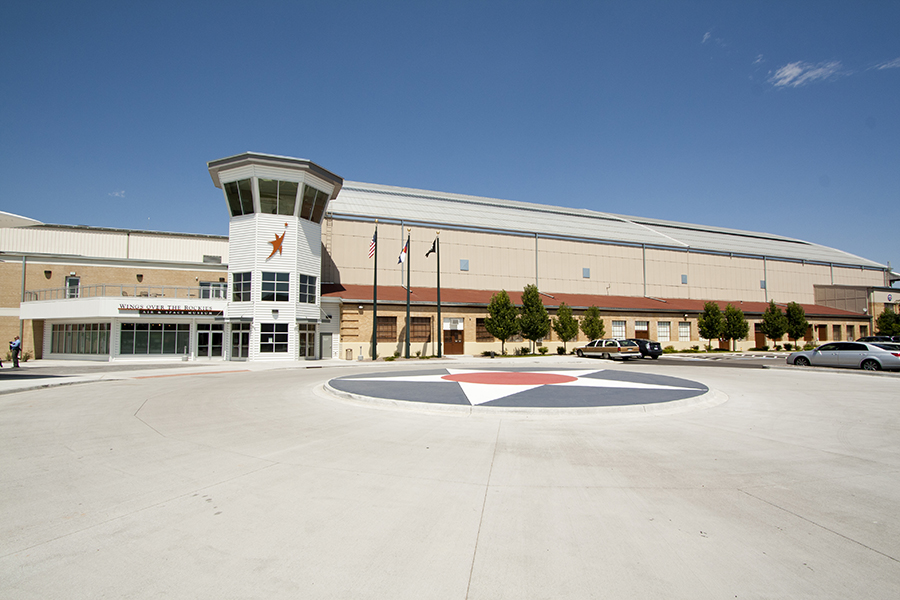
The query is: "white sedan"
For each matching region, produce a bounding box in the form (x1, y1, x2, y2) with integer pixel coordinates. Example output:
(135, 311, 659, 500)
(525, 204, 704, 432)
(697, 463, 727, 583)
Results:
(787, 342, 900, 371)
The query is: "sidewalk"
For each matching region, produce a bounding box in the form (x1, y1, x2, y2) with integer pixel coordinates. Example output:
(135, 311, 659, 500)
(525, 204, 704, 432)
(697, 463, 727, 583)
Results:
(0, 357, 370, 396)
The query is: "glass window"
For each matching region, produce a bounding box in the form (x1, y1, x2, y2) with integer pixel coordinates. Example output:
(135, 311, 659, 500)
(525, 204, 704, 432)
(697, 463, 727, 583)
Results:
(258, 178, 278, 214)
(148, 323, 163, 354)
(679, 321, 691, 342)
(66, 276, 80, 298)
(119, 322, 188, 355)
(134, 323, 149, 354)
(460, 259, 469, 271)
(476, 318, 494, 342)
(300, 185, 329, 223)
(51, 323, 110, 355)
(377, 316, 397, 341)
(163, 323, 177, 354)
(310, 188, 328, 223)
(583, 268, 590, 279)
(238, 179, 254, 214)
(833, 324, 842, 341)
(411, 317, 431, 342)
(224, 179, 255, 216)
(298, 274, 316, 304)
(658, 321, 671, 342)
(278, 181, 298, 216)
(612, 320, 626, 338)
(120, 323, 135, 354)
(260, 323, 289, 353)
(232, 272, 251, 302)
(262, 272, 289, 302)
(200, 281, 227, 299)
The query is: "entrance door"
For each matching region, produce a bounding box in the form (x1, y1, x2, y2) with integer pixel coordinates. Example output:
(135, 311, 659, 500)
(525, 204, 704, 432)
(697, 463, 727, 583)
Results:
(231, 322, 250, 360)
(197, 323, 224, 358)
(444, 330, 464, 355)
(298, 324, 316, 359)
(320, 333, 333, 359)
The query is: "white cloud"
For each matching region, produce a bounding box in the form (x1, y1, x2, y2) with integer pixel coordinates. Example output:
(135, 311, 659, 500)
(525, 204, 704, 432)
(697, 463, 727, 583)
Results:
(109, 190, 125, 198)
(752, 54, 764, 65)
(768, 60, 845, 88)
(702, 31, 711, 44)
(871, 57, 900, 70)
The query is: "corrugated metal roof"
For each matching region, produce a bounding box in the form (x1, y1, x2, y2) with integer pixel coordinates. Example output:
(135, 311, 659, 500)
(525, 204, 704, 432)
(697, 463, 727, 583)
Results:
(329, 181, 885, 269)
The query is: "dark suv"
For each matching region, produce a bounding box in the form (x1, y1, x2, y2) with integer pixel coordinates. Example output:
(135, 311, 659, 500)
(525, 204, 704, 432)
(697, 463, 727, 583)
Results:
(858, 336, 900, 343)
(625, 338, 663, 359)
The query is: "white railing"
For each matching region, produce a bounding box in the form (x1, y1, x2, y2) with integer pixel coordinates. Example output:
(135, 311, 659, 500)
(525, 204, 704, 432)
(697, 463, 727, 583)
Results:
(24, 284, 228, 302)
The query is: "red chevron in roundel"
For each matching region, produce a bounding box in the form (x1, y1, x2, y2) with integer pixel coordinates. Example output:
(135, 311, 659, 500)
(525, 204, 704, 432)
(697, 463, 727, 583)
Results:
(442, 372, 578, 385)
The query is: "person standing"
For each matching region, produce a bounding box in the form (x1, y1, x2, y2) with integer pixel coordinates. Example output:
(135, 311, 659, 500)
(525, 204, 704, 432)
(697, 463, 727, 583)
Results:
(10, 336, 21, 368)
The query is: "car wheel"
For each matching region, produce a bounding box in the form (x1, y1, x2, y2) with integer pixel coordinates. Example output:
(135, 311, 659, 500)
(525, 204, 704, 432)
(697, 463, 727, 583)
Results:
(601, 352, 611, 360)
(861, 359, 881, 371)
(576, 350, 583, 357)
(651, 355, 659, 360)
(794, 356, 810, 367)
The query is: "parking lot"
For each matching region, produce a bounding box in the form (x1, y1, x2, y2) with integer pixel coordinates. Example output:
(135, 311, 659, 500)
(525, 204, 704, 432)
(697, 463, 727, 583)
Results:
(2, 356, 898, 599)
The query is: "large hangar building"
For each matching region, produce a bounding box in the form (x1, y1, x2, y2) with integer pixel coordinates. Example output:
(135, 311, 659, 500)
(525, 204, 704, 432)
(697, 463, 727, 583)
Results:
(2, 152, 897, 362)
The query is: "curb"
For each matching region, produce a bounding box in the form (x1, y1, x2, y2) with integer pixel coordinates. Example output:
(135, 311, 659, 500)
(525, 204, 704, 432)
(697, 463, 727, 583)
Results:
(320, 382, 728, 418)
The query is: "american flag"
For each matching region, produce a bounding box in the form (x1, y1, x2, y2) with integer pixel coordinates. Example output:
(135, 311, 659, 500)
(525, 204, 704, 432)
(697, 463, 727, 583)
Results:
(368, 231, 376, 259)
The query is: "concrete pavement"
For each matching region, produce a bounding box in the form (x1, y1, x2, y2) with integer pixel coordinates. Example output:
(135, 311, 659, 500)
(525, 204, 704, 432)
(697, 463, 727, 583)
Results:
(1, 356, 899, 598)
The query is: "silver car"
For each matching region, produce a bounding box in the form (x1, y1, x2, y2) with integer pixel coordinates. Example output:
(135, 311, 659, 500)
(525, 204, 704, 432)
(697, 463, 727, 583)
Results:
(787, 341, 900, 371)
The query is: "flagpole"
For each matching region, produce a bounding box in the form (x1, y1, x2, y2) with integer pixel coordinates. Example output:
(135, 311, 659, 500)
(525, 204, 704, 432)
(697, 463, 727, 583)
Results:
(436, 232, 442, 358)
(372, 221, 377, 361)
(405, 229, 411, 359)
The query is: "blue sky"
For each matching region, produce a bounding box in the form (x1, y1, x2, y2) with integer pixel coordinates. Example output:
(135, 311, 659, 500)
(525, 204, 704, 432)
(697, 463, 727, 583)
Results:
(2, 1, 898, 270)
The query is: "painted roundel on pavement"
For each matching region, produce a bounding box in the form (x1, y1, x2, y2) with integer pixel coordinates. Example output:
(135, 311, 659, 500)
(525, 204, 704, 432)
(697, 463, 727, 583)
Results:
(328, 368, 708, 408)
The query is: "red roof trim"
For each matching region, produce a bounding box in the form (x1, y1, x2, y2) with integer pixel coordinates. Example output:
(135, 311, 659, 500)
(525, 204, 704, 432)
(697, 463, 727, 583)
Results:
(321, 284, 866, 318)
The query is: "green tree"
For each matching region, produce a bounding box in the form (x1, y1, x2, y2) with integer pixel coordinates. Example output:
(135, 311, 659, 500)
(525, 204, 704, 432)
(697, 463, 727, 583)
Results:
(759, 300, 788, 346)
(552, 302, 579, 353)
(580, 306, 605, 341)
(484, 290, 519, 355)
(519, 284, 550, 353)
(785, 302, 810, 343)
(722, 303, 749, 351)
(698, 302, 724, 351)
(875, 309, 900, 336)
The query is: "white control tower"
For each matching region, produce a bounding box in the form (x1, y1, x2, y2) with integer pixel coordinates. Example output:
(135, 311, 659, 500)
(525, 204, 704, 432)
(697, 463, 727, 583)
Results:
(208, 153, 343, 360)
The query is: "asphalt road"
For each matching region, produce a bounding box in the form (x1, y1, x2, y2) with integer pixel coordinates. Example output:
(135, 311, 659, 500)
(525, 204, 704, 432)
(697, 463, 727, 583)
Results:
(2, 357, 899, 599)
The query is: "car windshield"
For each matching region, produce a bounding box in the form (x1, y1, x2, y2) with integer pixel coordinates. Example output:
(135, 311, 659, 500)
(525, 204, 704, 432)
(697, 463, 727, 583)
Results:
(621, 340, 638, 347)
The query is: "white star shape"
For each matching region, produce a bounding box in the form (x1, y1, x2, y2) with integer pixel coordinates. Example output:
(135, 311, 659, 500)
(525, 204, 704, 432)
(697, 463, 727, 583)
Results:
(346, 369, 699, 405)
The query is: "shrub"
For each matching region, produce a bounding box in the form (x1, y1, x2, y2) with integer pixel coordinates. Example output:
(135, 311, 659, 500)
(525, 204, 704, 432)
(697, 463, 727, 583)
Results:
(774, 344, 782, 351)
(783, 343, 793, 351)
(663, 346, 676, 353)
(803, 342, 816, 350)
(415, 350, 421, 357)
(691, 345, 700, 351)
(384, 356, 396, 361)
(539, 346, 549, 354)
(393, 351, 400, 358)
(557, 346, 566, 355)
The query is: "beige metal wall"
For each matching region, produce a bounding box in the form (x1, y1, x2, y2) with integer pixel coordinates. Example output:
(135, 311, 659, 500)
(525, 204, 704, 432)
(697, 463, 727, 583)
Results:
(0, 227, 229, 264)
(326, 218, 885, 302)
